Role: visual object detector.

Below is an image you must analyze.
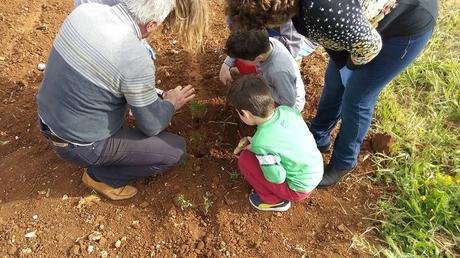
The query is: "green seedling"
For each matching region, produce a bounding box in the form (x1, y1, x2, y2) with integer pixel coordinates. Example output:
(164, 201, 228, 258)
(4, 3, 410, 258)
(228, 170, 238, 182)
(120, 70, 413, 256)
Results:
(176, 194, 193, 210)
(229, 171, 240, 180)
(202, 196, 213, 214)
(190, 131, 202, 143)
(190, 99, 207, 119)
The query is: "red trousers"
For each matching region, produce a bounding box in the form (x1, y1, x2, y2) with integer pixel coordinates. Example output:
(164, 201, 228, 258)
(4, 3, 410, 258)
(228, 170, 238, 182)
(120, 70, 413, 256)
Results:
(238, 150, 311, 204)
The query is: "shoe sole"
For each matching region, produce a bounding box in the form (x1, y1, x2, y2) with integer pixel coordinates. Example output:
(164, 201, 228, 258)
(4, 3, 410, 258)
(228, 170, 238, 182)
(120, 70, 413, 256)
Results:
(248, 195, 291, 212)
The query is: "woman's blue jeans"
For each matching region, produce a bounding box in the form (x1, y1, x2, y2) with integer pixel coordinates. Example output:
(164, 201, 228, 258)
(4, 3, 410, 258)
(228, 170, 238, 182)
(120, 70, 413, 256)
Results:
(310, 30, 433, 170)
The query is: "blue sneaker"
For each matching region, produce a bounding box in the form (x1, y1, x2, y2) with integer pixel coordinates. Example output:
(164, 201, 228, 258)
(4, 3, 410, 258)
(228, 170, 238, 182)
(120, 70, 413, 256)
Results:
(248, 193, 291, 212)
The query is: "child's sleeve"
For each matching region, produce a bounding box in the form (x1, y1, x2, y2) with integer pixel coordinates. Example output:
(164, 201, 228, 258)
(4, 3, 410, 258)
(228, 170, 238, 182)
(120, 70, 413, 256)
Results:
(223, 56, 236, 67)
(251, 145, 287, 184)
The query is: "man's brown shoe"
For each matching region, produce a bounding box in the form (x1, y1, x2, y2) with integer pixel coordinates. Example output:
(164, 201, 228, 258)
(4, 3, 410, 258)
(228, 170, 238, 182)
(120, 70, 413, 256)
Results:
(82, 171, 137, 200)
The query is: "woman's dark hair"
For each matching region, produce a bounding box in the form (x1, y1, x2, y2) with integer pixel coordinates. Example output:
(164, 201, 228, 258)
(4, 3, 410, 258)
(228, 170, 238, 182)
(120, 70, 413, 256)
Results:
(226, 0, 298, 30)
(225, 30, 270, 61)
(228, 75, 274, 118)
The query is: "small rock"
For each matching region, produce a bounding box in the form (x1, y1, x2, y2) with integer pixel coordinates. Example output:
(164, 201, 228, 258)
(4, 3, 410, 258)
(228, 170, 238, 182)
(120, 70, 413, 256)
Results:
(88, 231, 103, 241)
(7, 246, 17, 255)
(55, 234, 64, 242)
(77, 195, 100, 208)
(99, 237, 107, 245)
(22, 248, 32, 255)
(87, 245, 94, 254)
(95, 215, 106, 224)
(71, 245, 80, 255)
(139, 201, 149, 208)
(337, 224, 347, 232)
(37, 63, 46, 71)
(62, 194, 69, 200)
(196, 240, 205, 250)
(0, 56, 5, 61)
(99, 224, 105, 230)
(100, 250, 108, 258)
(24, 231, 37, 238)
(32, 215, 38, 220)
(114, 239, 122, 248)
(131, 220, 140, 229)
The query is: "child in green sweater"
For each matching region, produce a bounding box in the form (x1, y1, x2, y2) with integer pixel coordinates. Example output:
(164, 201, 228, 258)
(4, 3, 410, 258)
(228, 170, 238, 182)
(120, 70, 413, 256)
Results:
(229, 75, 323, 211)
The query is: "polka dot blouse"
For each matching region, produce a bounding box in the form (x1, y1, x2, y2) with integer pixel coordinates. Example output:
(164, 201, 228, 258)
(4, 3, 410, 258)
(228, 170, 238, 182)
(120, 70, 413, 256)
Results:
(293, 0, 395, 65)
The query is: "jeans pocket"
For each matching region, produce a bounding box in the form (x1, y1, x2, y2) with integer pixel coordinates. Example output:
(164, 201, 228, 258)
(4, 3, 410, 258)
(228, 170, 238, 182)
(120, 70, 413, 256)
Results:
(53, 144, 98, 167)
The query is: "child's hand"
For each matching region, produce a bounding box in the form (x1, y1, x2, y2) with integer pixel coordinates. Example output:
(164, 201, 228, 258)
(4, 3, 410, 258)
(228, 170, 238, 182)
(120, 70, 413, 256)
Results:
(233, 136, 252, 154)
(219, 63, 233, 85)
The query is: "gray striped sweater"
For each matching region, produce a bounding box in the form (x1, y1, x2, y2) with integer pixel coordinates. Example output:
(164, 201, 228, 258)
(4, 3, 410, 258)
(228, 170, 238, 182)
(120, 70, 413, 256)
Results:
(37, 3, 174, 144)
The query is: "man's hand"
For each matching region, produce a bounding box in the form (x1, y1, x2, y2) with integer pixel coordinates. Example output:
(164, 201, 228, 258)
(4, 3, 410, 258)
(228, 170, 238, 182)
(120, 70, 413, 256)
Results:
(163, 85, 195, 110)
(219, 63, 233, 85)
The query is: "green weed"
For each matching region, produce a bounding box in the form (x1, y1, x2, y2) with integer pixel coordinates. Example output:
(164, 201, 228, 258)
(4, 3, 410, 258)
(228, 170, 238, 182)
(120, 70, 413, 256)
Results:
(369, 1, 460, 256)
(229, 171, 240, 180)
(176, 194, 193, 211)
(202, 196, 213, 214)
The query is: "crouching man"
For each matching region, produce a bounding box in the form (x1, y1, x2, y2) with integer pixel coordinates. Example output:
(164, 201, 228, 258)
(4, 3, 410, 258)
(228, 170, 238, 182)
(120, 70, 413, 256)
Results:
(37, 0, 207, 200)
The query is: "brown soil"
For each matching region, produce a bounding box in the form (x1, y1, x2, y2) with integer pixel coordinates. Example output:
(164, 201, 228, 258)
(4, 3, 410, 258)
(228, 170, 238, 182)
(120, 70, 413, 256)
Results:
(371, 133, 395, 155)
(0, 0, 384, 257)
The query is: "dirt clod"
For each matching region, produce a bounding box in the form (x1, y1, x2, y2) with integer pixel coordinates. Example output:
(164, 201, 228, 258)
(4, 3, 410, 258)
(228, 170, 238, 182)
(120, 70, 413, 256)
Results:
(100, 250, 108, 258)
(88, 231, 103, 241)
(197, 240, 205, 250)
(371, 133, 395, 154)
(8, 245, 17, 255)
(337, 224, 347, 232)
(139, 201, 149, 208)
(71, 245, 80, 255)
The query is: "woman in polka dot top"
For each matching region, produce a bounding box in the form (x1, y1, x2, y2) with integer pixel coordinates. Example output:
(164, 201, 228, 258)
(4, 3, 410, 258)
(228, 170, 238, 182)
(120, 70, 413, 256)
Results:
(226, 0, 438, 187)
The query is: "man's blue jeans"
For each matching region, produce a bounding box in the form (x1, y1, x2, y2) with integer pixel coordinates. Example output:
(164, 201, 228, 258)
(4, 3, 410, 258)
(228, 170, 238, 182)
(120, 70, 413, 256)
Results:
(46, 126, 186, 188)
(310, 30, 433, 170)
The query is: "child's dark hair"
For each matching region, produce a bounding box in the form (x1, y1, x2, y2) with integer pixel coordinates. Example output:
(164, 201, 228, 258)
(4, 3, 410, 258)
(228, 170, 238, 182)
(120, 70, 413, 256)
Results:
(228, 75, 274, 118)
(224, 29, 270, 61)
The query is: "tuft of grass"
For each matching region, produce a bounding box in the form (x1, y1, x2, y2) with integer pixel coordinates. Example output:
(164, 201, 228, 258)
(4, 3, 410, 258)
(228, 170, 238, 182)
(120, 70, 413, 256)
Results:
(369, 1, 460, 257)
(176, 194, 193, 211)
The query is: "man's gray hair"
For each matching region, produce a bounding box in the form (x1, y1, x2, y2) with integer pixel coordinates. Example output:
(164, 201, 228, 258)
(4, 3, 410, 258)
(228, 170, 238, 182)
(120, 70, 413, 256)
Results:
(120, 0, 175, 25)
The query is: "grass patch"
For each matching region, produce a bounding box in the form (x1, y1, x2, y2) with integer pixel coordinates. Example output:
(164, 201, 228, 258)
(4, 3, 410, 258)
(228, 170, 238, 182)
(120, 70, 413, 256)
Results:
(370, 1, 460, 256)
